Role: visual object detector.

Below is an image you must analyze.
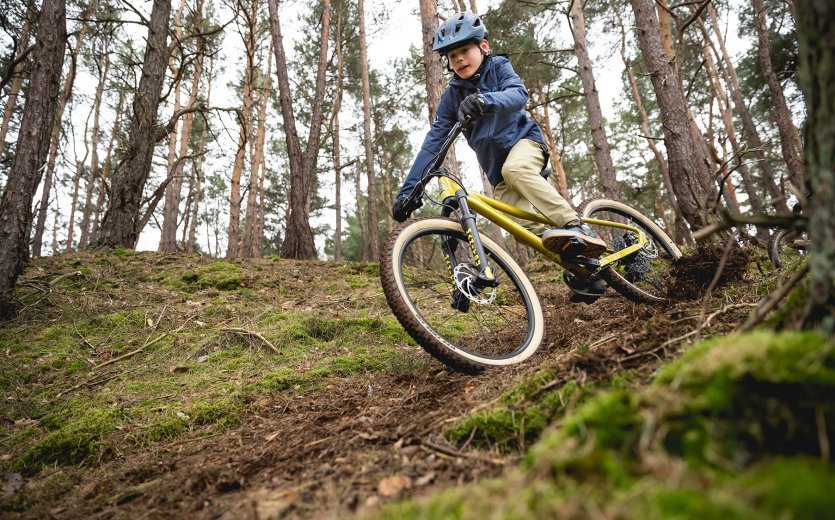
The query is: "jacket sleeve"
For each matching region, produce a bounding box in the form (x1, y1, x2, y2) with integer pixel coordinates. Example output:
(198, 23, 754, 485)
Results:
(396, 90, 458, 199)
(479, 58, 528, 113)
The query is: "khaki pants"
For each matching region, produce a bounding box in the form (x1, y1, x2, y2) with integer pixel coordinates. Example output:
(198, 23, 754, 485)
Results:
(493, 139, 579, 235)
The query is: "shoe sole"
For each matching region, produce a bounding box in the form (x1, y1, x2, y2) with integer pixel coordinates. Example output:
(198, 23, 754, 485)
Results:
(542, 232, 607, 258)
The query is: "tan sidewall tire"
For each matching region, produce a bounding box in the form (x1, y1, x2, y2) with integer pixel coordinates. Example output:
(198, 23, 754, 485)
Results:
(578, 199, 682, 303)
(380, 218, 545, 372)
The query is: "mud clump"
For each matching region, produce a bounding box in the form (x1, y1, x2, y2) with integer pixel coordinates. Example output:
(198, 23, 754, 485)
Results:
(667, 245, 750, 300)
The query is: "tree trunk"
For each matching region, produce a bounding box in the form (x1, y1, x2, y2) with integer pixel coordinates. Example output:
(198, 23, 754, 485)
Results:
(241, 44, 271, 259)
(67, 107, 93, 250)
(91, 88, 126, 246)
(568, 0, 619, 200)
(629, 0, 717, 232)
(0, 0, 65, 306)
(656, 0, 676, 60)
(701, 33, 771, 241)
(159, 0, 199, 253)
(794, 0, 835, 330)
(752, 0, 806, 191)
(79, 34, 110, 251)
(269, 0, 331, 260)
(533, 83, 569, 199)
(0, 12, 32, 161)
(94, 0, 172, 249)
(358, 0, 379, 261)
(706, 5, 789, 212)
(331, 6, 345, 262)
(617, 14, 692, 246)
(32, 7, 91, 256)
(226, 0, 258, 258)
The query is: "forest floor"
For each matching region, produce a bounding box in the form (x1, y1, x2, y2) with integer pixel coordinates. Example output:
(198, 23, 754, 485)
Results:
(0, 246, 829, 519)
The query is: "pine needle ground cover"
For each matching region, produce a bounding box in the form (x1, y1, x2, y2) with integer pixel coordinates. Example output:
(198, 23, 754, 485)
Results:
(0, 249, 828, 519)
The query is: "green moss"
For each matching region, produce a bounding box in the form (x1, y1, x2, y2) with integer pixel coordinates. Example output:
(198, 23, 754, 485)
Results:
(310, 352, 388, 377)
(129, 414, 189, 446)
(14, 408, 123, 474)
(188, 398, 241, 426)
(160, 260, 244, 292)
(743, 458, 835, 518)
(254, 368, 305, 391)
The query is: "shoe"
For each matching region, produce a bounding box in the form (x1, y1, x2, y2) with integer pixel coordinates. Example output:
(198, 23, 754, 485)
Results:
(542, 223, 607, 258)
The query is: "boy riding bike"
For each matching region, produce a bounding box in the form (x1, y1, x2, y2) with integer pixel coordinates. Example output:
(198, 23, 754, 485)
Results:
(391, 11, 607, 258)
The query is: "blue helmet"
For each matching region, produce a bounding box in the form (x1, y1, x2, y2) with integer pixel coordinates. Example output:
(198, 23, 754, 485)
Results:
(432, 11, 488, 54)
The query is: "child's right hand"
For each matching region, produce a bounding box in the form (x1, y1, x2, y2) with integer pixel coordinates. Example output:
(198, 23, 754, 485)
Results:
(392, 196, 424, 223)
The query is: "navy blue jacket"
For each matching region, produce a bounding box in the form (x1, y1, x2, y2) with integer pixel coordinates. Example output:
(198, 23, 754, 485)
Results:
(397, 54, 547, 199)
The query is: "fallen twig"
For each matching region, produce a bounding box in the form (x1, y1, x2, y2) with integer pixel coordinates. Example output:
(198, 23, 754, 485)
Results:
(221, 327, 281, 355)
(94, 312, 195, 369)
(52, 374, 119, 402)
(420, 438, 508, 465)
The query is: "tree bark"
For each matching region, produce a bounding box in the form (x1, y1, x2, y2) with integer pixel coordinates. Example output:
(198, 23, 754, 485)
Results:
(32, 7, 91, 256)
(241, 46, 271, 258)
(79, 33, 110, 251)
(629, 0, 717, 231)
(534, 84, 569, 199)
(331, 5, 345, 262)
(94, 0, 172, 249)
(0, 0, 65, 306)
(706, 5, 789, 212)
(269, 0, 331, 260)
(617, 14, 692, 246)
(794, 0, 835, 331)
(568, 0, 619, 200)
(0, 12, 32, 161)
(752, 0, 806, 191)
(226, 0, 258, 258)
(91, 88, 126, 246)
(67, 107, 93, 251)
(358, 0, 379, 261)
(700, 33, 771, 241)
(160, 0, 200, 253)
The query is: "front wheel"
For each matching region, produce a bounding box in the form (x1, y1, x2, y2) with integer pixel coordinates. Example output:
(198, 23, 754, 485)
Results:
(380, 218, 545, 373)
(579, 199, 683, 303)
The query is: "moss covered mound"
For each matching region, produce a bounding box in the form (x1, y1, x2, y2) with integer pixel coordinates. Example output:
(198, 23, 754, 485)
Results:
(376, 331, 835, 519)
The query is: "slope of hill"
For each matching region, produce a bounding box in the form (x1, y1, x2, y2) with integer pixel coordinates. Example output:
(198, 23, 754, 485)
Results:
(0, 248, 830, 519)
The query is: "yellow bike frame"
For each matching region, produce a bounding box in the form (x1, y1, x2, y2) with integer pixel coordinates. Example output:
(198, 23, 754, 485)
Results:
(437, 176, 650, 272)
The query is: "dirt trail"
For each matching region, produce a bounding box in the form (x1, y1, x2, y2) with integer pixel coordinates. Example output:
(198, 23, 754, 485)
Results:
(2, 249, 764, 519)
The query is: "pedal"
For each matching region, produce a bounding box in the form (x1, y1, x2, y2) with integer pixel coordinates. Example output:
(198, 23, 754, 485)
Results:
(563, 271, 608, 305)
(569, 290, 600, 305)
(559, 254, 601, 269)
(451, 289, 470, 312)
(559, 237, 588, 257)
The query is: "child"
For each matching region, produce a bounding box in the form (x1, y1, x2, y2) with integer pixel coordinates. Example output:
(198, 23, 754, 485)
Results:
(392, 11, 607, 258)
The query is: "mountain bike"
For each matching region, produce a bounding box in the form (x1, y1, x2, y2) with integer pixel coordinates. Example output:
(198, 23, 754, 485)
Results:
(379, 121, 682, 373)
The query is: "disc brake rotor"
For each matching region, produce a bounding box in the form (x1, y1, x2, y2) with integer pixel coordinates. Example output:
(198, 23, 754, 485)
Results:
(453, 264, 496, 305)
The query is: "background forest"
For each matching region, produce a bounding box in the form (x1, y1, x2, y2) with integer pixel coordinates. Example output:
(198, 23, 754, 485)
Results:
(0, 0, 808, 263)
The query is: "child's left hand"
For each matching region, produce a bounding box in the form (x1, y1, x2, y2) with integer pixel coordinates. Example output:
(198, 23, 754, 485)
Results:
(458, 94, 485, 122)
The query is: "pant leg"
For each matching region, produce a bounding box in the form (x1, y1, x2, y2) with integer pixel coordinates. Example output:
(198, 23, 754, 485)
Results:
(495, 139, 580, 234)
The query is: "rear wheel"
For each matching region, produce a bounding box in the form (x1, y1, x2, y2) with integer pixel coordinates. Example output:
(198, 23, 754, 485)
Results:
(380, 218, 545, 373)
(579, 199, 682, 302)
(768, 229, 808, 270)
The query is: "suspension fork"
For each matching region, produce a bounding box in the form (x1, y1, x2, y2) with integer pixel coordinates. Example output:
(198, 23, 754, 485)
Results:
(444, 189, 497, 290)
